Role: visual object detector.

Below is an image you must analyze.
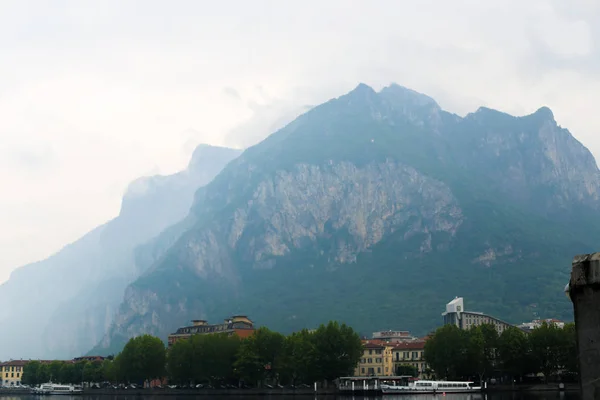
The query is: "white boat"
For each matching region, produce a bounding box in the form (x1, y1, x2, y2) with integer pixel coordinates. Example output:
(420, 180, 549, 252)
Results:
(31, 383, 83, 395)
(381, 379, 481, 394)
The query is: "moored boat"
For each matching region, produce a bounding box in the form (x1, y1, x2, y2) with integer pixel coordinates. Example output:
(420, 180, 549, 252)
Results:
(381, 379, 481, 394)
(31, 383, 83, 395)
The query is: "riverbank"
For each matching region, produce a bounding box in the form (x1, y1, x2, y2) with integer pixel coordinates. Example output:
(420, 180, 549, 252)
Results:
(484, 383, 579, 393)
(0, 388, 337, 396)
(0, 384, 580, 396)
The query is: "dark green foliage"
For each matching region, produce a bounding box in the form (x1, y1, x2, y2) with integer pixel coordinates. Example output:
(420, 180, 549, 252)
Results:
(234, 327, 285, 384)
(466, 323, 498, 381)
(311, 321, 363, 382)
(396, 364, 419, 377)
(22, 360, 106, 385)
(424, 324, 470, 379)
(426, 322, 577, 380)
(167, 333, 241, 385)
(561, 323, 578, 374)
(497, 327, 532, 377)
(529, 322, 567, 381)
(165, 321, 361, 386)
(117, 334, 166, 383)
(21, 361, 40, 385)
(279, 329, 318, 385)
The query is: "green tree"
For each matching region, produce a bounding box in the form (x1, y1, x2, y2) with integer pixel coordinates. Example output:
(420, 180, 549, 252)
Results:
(48, 361, 63, 382)
(311, 321, 363, 382)
(560, 323, 578, 375)
(466, 324, 498, 381)
(498, 326, 531, 378)
(529, 322, 564, 381)
(37, 363, 50, 384)
(424, 324, 469, 380)
(279, 329, 317, 384)
(396, 364, 419, 377)
(21, 361, 40, 386)
(58, 363, 75, 383)
(202, 334, 241, 384)
(101, 359, 116, 382)
(234, 327, 285, 385)
(118, 334, 166, 383)
(167, 338, 194, 384)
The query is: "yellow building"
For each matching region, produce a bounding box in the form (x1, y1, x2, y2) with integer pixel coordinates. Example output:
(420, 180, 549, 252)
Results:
(0, 360, 27, 387)
(354, 342, 394, 377)
(392, 341, 429, 378)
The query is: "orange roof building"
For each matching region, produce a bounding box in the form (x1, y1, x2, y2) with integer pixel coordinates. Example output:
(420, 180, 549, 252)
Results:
(167, 315, 255, 347)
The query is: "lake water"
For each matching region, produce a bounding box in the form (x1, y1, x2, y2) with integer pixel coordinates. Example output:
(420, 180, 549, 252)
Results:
(0, 393, 581, 400)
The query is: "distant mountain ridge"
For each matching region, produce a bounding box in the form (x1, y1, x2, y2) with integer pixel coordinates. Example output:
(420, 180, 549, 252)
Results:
(0, 144, 241, 360)
(91, 83, 600, 355)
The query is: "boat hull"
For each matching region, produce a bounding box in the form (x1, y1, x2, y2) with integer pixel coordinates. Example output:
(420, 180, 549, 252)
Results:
(381, 385, 482, 395)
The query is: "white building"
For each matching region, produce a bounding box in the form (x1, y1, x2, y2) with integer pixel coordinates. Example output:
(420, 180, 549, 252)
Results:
(518, 318, 565, 331)
(442, 297, 520, 334)
(372, 330, 417, 342)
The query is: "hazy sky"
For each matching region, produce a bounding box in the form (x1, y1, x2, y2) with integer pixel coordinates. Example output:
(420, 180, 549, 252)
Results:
(1, 0, 600, 283)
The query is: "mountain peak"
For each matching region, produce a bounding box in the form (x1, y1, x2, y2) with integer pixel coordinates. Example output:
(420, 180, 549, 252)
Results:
(531, 106, 555, 121)
(379, 83, 439, 108)
(344, 83, 377, 100)
(188, 144, 241, 171)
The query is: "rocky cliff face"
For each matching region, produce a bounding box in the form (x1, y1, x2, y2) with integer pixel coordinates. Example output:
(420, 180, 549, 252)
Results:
(0, 145, 241, 360)
(95, 83, 600, 354)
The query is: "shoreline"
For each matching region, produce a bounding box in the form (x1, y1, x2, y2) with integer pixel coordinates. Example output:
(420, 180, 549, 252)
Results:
(0, 384, 580, 396)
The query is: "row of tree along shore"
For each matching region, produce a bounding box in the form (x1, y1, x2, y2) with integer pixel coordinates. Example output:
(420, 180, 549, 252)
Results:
(22, 320, 578, 388)
(22, 321, 363, 387)
(424, 322, 577, 382)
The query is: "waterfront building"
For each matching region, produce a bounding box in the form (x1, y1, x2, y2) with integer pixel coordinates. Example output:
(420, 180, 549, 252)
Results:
(391, 340, 428, 378)
(354, 341, 394, 377)
(0, 360, 27, 387)
(167, 315, 255, 347)
(442, 297, 517, 334)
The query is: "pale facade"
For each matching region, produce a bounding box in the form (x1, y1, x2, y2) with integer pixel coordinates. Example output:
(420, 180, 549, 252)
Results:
(392, 341, 428, 378)
(0, 360, 27, 387)
(354, 342, 394, 377)
(442, 297, 515, 334)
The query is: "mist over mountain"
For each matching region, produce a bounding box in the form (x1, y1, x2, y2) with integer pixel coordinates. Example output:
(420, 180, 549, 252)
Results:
(0, 145, 241, 360)
(91, 83, 600, 355)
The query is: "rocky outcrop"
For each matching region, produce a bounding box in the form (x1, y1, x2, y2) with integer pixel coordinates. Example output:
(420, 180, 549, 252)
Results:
(94, 83, 600, 353)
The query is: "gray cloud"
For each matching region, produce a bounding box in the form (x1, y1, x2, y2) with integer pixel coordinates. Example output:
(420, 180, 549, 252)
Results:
(1, 0, 600, 282)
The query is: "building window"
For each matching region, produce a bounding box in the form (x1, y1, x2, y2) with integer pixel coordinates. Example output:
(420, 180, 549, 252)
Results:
(11, 373, 14, 378)
(377, 367, 381, 374)
(361, 368, 365, 373)
(368, 358, 372, 363)
(369, 350, 372, 355)
(376, 358, 382, 363)
(17, 373, 19, 378)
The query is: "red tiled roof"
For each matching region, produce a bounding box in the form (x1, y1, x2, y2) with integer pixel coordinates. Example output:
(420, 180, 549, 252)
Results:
(392, 341, 426, 350)
(0, 360, 28, 367)
(363, 342, 386, 349)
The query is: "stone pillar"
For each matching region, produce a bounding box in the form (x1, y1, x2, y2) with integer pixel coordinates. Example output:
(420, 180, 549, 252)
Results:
(568, 253, 600, 400)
